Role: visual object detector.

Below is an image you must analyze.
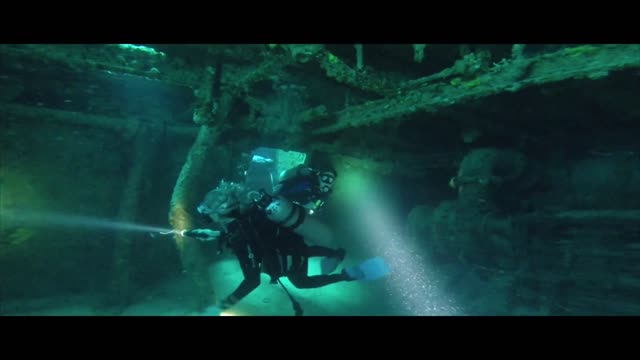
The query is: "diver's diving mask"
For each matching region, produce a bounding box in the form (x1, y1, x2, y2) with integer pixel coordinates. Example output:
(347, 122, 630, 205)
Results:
(318, 171, 336, 193)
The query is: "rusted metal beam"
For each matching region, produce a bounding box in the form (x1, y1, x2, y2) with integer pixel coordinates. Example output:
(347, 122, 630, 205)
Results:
(0, 44, 204, 88)
(1, 103, 198, 137)
(312, 44, 640, 135)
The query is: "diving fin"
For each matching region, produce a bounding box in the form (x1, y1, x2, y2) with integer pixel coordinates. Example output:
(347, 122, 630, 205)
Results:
(344, 256, 391, 281)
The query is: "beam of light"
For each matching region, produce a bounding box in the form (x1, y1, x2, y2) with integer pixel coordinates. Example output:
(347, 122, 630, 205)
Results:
(337, 168, 462, 316)
(2, 209, 173, 234)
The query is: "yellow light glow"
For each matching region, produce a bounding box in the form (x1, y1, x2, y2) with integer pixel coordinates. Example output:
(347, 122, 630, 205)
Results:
(169, 205, 191, 250)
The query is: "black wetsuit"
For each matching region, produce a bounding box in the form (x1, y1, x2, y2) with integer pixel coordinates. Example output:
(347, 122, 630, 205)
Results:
(219, 206, 347, 306)
(273, 174, 329, 208)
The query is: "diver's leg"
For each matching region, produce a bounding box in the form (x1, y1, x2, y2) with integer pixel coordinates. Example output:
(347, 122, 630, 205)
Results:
(307, 246, 345, 260)
(306, 245, 346, 275)
(288, 273, 350, 288)
(288, 258, 352, 288)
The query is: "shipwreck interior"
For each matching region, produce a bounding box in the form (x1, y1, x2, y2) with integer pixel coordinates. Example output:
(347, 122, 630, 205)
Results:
(1, 44, 639, 315)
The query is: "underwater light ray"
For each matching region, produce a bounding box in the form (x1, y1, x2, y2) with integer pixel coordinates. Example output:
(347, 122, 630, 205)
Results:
(339, 169, 461, 315)
(2, 209, 173, 233)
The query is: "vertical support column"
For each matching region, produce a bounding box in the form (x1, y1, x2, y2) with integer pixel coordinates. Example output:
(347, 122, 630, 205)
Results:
(106, 124, 162, 311)
(169, 61, 235, 312)
(168, 125, 219, 312)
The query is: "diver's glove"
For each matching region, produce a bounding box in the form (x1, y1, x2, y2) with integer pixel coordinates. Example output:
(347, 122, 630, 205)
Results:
(253, 189, 273, 211)
(182, 229, 221, 241)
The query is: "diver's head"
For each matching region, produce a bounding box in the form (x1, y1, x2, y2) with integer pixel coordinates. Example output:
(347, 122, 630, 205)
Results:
(317, 170, 337, 194)
(198, 180, 253, 221)
(308, 152, 337, 194)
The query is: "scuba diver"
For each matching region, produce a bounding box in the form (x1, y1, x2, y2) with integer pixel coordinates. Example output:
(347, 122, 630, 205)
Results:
(185, 180, 389, 315)
(273, 163, 337, 213)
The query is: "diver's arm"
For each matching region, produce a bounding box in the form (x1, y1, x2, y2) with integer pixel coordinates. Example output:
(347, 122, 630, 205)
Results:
(219, 244, 261, 310)
(277, 165, 301, 183)
(279, 164, 314, 182)
(273, 166, 298, 195)
(182, 229, 221, 241)
(273, 165, 315, 197)
(184, 212, 221, 241)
